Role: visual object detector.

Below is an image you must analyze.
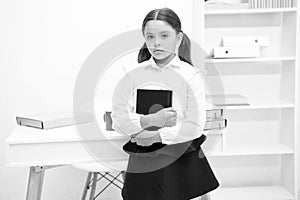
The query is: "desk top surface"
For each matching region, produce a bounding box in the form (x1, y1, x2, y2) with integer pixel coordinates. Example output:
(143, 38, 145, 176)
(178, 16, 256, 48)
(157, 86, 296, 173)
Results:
(6, 123, 128, 144)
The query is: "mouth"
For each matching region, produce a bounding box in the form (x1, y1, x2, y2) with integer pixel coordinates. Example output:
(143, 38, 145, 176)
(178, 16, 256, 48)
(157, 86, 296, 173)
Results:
(153, 49, 164, 53)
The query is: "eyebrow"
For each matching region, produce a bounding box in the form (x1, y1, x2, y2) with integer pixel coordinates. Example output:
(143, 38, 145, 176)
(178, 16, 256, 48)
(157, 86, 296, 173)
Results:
(145, 31, 170, 35)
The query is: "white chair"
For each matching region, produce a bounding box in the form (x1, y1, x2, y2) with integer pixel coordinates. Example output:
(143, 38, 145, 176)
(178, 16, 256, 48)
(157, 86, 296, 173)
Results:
(72, 160, 128, 200)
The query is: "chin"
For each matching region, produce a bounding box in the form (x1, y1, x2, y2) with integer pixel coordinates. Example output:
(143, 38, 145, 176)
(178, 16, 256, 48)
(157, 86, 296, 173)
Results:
(152, 53, 171, 60)
(152, 55, 167, 60)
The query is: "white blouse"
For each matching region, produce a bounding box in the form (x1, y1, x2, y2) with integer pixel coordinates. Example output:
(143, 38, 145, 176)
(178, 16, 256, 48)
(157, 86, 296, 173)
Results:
(111, 55, 206, 145)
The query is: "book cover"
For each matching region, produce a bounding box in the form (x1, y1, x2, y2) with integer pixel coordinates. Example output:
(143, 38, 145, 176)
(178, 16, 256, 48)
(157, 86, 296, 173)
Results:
(222, 36, 269, 47)
(136, 89, 173, 131)
(212, 46, 260, 58)
(206, 109, 224, 119)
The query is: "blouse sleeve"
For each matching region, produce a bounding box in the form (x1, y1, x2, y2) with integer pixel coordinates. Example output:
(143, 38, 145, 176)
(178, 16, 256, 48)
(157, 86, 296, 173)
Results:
(158, 72, 206, 145)
(111, 73, 144, 137)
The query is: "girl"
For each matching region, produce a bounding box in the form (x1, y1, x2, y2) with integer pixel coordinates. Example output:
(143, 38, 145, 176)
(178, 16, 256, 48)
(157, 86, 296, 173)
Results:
(111, 7, 219, 200)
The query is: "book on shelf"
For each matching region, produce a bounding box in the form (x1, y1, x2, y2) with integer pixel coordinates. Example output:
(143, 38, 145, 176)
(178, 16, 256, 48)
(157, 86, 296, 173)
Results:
(205, 2, 250, 10)
(206, 94, 250, 106)
(249, 0, 295, 9)
(204, 118, 227, 131)
(205, 102, 224, 119)
(16, 111, 94, 130)
(206, 109, 223, 120)
(212, 46, 260, 58)
(221, 36, 269, 47)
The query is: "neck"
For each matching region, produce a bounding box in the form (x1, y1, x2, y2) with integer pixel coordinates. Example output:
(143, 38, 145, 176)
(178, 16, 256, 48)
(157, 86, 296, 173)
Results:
(153, 53, 176, 68)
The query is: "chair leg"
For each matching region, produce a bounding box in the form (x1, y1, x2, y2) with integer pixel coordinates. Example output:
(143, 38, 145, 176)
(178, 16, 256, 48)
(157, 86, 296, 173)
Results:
(89, 172, 98, 200)
(81, 172, 92, 200)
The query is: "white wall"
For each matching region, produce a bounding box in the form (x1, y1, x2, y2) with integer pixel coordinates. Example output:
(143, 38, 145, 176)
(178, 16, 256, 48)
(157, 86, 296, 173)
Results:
(0, 0, 194, 199)
(1, 1, 300, 199)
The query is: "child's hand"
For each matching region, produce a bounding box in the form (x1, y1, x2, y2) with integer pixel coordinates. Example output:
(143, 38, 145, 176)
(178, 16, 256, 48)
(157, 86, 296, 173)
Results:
(150, 107, 177, 128)
(131, 133, 162, 146)
(163, 116, 177, 127)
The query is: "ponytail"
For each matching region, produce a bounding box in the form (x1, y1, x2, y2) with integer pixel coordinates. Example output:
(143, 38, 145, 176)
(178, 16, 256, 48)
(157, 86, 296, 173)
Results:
(178, 32, 193, 66)
(138, 43, 151, 63)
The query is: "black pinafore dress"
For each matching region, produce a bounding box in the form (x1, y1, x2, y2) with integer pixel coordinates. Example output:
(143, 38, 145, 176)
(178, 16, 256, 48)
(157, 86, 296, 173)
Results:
(122, 134, 219, 200)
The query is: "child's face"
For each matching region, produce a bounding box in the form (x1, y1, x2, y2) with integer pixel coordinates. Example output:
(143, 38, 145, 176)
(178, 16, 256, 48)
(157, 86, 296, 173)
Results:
(144, 20, 182, 60)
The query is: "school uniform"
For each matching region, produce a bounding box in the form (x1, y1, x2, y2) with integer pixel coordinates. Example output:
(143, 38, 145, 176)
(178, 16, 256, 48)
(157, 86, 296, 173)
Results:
(111, 55, 219, 200)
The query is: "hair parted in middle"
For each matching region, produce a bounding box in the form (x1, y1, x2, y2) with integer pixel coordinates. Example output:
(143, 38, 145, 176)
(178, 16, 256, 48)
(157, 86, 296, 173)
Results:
(137, 7, 193, 66)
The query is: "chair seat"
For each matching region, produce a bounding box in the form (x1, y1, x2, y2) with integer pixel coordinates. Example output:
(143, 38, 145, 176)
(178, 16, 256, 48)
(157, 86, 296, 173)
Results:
(72, 160, 128, 172)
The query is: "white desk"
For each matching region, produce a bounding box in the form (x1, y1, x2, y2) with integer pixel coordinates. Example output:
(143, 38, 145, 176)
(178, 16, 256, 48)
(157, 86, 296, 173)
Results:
(6, 124, 129, 200)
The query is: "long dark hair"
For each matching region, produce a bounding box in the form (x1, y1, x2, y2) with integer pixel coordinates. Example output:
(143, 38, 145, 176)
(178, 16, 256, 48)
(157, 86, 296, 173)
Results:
(137, 8, 193, 66)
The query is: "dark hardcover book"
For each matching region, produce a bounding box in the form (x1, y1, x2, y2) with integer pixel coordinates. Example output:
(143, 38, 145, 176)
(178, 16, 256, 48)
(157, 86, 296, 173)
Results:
(136, 89, 172, 131)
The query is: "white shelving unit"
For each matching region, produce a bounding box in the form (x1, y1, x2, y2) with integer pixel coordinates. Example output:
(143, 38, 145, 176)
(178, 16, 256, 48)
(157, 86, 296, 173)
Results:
(193, 1, 299, 199)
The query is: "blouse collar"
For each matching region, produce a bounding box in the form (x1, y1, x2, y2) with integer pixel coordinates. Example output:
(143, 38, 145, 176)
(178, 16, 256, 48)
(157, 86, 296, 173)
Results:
(143, 54, 182, 71)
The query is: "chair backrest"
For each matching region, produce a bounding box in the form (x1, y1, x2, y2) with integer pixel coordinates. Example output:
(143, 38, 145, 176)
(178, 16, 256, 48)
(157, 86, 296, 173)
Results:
(103, 111, 114, 131)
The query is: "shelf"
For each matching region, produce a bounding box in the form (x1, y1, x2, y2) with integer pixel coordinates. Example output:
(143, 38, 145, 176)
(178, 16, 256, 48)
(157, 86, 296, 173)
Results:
(209, 144, 294, 157)
(205, 57, 296, 64)
(205, 7, 297, 15)
(217, 102, 295, 110)
(210, 186, 294, 200)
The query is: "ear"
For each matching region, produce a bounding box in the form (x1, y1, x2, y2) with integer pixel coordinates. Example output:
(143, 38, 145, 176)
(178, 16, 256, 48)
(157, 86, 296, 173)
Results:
(175, 32, 183, 55)
(176, 32, 183, 47)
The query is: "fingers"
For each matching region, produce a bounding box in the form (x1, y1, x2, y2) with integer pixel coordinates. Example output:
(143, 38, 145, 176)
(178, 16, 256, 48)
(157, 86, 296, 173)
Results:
(164, 108, 177, 118)
(164, 121, 176, 127)
(163, 108, 177, 126)
(132, 136, 156, 146)
(164, 117, 177, 127)
(166, 116, 177, 122)
(163, 107, 177, 113)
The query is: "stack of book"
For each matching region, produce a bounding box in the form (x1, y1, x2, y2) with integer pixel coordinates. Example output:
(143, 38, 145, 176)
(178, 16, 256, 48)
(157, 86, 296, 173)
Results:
(249, 0, 296, 9)
(204, 107, 227, 131)
(210, 36, 269, 59)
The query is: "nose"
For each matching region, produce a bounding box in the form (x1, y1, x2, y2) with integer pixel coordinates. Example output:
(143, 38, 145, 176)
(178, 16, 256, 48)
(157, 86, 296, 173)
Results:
(154, 37, 161, 47)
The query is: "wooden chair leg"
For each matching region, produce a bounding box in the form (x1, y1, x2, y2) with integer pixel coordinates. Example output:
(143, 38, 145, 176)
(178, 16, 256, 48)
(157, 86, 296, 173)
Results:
(81, 172, 92, 200)
(89, 172, 98, 200)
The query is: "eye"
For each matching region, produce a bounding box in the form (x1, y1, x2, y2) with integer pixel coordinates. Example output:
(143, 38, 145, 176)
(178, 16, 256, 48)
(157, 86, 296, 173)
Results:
(146, 35, 154, 40)
(161, 34, 168, 39)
